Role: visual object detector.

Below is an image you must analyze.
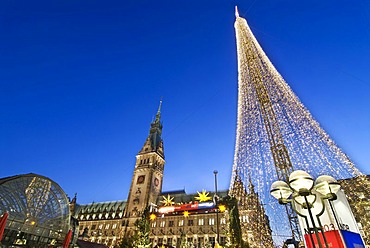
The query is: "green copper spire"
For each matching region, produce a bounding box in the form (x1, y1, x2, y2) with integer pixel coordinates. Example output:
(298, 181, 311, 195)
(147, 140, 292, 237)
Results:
(138, 100, 164, 157)
(155, 99, 162, 124)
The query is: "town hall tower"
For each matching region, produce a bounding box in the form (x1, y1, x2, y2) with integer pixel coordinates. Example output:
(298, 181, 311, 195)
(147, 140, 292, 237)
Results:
(124, 101, 165, 220)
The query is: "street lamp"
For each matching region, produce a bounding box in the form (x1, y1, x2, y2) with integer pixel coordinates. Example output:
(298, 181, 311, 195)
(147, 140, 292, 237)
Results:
(213, 170, 220, 246)
(270, 170, 343, 248)
(314, 175, 342, 231)
(315, 175, 341, 200)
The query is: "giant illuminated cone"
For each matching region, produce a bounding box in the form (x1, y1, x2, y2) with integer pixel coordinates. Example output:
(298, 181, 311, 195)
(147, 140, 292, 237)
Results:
(229, 6, 363, 245)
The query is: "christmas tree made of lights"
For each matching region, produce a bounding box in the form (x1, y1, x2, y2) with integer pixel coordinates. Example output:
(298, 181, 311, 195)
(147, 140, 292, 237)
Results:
(229, 7, 364, 245)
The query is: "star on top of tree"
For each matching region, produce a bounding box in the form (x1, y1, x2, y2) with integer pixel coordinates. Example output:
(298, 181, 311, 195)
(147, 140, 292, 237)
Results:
(160, 194, 175, 206)
(195, 190, 212, 202)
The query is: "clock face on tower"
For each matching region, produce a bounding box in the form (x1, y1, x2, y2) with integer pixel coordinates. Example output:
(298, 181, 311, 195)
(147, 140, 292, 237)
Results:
(154, 178, 159, 187)
(137, 175, 145, 184)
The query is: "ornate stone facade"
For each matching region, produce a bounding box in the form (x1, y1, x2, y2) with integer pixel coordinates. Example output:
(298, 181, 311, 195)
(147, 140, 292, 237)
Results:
(73, 103, 273, 247)
(230, 175, 274, 248)
(123, 100, 165, 238)
(149, 190, 229, 247)
(339, 175, 370, 245)
(75, 201, 126, 247)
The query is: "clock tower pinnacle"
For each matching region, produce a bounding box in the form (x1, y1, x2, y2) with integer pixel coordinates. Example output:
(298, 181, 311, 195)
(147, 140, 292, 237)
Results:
(124, 100, 165, 222)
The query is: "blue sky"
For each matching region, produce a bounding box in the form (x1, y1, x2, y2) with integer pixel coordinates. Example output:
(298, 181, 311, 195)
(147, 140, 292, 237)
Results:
(1, 0, 369, 204)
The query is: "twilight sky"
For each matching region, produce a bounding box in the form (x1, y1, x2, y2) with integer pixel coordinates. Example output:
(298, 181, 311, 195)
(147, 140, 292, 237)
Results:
(1, 0, 369, 204)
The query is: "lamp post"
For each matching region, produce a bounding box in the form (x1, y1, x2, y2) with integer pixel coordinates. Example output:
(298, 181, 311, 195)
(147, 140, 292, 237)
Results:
(314, 175, 342, 231)
(270, 170, 343, 248)
(213, 170, 220, 246)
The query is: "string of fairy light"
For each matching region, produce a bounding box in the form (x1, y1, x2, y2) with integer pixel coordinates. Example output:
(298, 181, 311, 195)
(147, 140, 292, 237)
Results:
(230, 11, 368, 245)
(25, 177, 53, 223)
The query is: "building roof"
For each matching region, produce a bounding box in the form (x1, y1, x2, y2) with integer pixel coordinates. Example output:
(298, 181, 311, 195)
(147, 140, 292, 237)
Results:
(161, 189, 186, 195)
(75, 200, 126, 221)
(139, 100, 164, 156)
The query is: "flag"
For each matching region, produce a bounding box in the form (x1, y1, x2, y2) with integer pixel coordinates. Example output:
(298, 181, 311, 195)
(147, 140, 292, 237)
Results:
(62, 229, 72, 248)
(0, 212, 9, 241)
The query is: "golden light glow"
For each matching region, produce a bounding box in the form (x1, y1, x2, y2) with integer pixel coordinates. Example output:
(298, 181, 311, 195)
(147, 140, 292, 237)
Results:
(183, 211, 189, 217)
(215, 242, 223, 248)
(218, 204, 226, 212)
(195, 190, 212, 202)
(149, 213, 156, 221)
(160, 194, 175, 206)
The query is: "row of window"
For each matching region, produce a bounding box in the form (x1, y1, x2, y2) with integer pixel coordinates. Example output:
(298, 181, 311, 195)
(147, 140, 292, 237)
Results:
(151, 217, 226, 228)
(139, 157, 163, 166)
(149, 236, 227, 246)
(80, 215, 249, 231)
(79, 212, 123, 220)
(79, 223, 118, 231)
(89, 236, 118, 246)
(139, 158, 151, 164)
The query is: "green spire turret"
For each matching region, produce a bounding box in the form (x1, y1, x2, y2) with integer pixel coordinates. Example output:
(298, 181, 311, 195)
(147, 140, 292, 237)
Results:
(139, 100, 164, 157)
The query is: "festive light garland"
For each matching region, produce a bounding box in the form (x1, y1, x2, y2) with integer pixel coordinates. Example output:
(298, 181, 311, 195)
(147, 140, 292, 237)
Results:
(195, 190, 212, 202)
(230, 9, 368, 246)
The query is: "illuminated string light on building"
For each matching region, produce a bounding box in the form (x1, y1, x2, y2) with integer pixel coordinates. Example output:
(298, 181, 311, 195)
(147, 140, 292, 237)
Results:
(25, 177, 52, 223)
(229, 6, 367, 245)
(160, 194, 175, 206)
